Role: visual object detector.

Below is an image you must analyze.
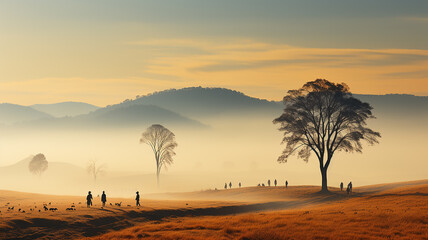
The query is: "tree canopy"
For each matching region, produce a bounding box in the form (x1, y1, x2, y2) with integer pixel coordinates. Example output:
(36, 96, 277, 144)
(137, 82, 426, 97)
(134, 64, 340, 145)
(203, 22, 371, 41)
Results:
(140, 124, 177, 186)
(28, 153, 48, 177)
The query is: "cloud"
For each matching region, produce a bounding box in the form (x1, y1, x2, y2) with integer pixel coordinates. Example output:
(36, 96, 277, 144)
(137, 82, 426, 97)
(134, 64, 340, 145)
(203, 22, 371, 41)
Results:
(382, 70, 428, 79)
(189, 48, 428, 72)
(2, 38, 428, 105)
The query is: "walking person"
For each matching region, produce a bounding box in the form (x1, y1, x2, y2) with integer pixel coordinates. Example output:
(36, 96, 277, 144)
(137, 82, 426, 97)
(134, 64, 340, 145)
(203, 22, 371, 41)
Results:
(224, 183, 227, 189)
(274, 179, 277, 187)
(86, 191, 93, 208)
(285, 180, 288, 188)
(101, 191, 107, 207)
(136, 191, 141, 206)
(229, 182, 232, 189)
(340, 182, 343, 191)
(349, 182, 353, 194)
(268, 179, 271, 186)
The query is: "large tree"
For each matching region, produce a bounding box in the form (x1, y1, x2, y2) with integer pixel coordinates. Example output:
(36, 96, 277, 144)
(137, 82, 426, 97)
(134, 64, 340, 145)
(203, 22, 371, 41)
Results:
(140, 124, 177, 186)
(29, 153, 48, 177)
(273, 79, 381, 192)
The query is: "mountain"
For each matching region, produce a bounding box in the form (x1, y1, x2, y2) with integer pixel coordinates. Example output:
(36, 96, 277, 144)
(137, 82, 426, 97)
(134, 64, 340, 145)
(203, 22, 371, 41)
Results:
(355, 94, 428, 117)
(109, 87, 282, 119)
(77, 104, 206, 128)
(0, 155, 84, 175)
(0, 156, 89, 195)
(0, 103, 52, 125)
(30, 102, 100, 117)
(22, 104, 206, 129)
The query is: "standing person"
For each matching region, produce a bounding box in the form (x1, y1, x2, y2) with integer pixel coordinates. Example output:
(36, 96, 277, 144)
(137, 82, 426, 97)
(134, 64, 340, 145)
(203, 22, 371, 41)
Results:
(274, 179, 277, 187)
(268, 179, 271, 186)
(239, 182, 241, 188)
(136, 191, 141, 206)
(101, 191, 107, 207)
(340, 182, 344, 191)
(346, 185, 350, 195)
(229, 182, 232, 189)
(86, 191, 93, 208)
(349, 182, 353, 194)
(224, 183, 227, 189)
(285, 180, 288, 188)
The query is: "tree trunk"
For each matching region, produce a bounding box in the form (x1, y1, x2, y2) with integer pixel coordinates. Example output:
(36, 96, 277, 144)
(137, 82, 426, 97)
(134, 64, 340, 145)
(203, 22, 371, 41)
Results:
(156, 169, 160, 187)
(321, 168, 328, 192)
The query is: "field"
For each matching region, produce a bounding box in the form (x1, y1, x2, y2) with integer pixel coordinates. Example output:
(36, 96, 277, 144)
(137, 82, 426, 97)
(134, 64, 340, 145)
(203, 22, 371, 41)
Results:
(0, 180, 427, 240)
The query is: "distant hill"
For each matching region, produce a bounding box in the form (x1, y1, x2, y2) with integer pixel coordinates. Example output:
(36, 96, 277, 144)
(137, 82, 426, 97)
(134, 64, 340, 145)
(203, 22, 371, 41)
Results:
(22, 104, 206, 129)
(30, 102, 100, 118)
(0, 155, 85, 177)
(110, 87, 282, 119)
(7, 88, 428, 130)
(0, 103, 52, 125)
(77, 104, 206, 128)
(104, 87, 428, 122)
(354, 94, 428, 118)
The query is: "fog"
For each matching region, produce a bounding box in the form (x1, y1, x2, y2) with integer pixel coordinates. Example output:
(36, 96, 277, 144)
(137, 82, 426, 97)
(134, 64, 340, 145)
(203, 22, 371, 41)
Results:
(0, 108, 427, 198)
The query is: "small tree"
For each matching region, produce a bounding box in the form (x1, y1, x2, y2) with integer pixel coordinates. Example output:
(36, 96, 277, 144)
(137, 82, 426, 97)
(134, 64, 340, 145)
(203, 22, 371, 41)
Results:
(273, 79, 381, 192)
(140, 124, 177, 186)
(29, 153, 48, 177)
(86, 160, 106, 183)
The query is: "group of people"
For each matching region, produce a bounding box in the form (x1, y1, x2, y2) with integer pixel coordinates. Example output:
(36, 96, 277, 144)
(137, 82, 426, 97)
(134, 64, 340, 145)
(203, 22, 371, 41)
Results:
(86, 191, 141, 207)
(257, 180, 288, 188)
(223, 180, 289, 189)
(224, 182, 241, 189)
(340, 182, 353, 194)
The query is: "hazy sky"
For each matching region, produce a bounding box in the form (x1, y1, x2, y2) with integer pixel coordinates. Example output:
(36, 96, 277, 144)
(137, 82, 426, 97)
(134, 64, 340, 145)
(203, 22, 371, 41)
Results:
(1, 0, 427, 106)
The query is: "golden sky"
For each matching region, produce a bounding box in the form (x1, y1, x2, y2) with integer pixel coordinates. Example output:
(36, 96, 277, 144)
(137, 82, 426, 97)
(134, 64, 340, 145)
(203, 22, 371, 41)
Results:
(0, 1, 427, 106)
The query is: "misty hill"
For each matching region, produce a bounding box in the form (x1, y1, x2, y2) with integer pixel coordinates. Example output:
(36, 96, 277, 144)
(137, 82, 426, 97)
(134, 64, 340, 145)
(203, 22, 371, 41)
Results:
(79, 104, 205, 128)
(0, 156, 85, 174)
(0, 156, 85, 175)
(22, 104, 205, 129)
(101, 87, 428, 121)
(355, 94, 428, 118)
(30, 102, 100, 118)
(0, 103, 52, 125)
(108, 87, 282, 119)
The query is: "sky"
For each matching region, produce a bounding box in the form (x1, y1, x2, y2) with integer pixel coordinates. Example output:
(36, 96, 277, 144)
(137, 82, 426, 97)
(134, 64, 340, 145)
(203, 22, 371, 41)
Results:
(1, 0, 427, 106)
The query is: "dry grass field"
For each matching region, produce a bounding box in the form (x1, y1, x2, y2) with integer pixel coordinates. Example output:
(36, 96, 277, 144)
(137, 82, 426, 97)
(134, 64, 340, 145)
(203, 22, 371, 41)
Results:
(0, 180, 426, 240)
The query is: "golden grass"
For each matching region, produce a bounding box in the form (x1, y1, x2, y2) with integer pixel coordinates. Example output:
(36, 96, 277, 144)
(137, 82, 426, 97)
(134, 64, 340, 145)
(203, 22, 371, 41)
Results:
(82, 184, 428, 240)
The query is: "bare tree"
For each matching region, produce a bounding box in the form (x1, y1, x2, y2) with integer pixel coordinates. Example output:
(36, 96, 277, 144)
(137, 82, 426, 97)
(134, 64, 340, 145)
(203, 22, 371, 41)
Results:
(29, 153, 48, 177)
(140, 124, 177, 186)
(273, 79, 381, 192)
(86, 160, 106, 183)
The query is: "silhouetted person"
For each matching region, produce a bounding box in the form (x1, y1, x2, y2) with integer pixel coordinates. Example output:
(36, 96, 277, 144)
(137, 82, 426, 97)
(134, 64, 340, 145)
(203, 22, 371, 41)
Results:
(340, 182, 344, 191)
(224, 183, 227, 189)
(101, 191, 107, 207)
(229, 182, 232, 189)
(268, 179, 271, 186)
(274, 179, 277, 187)
(349, 182, 353, 193)
(86, 191, 93, 208)
(286, 180, 288, 188)
(262, 183, 265, 187)
(346, 186, 350, 195)
(136, 191, 141, 206)
(257, 183, 260, 187)
(239, 182, 241, 188)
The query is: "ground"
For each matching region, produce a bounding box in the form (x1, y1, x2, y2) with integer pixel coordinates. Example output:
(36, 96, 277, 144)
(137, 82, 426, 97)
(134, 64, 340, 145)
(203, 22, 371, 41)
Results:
(0, 180, 426, 240)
